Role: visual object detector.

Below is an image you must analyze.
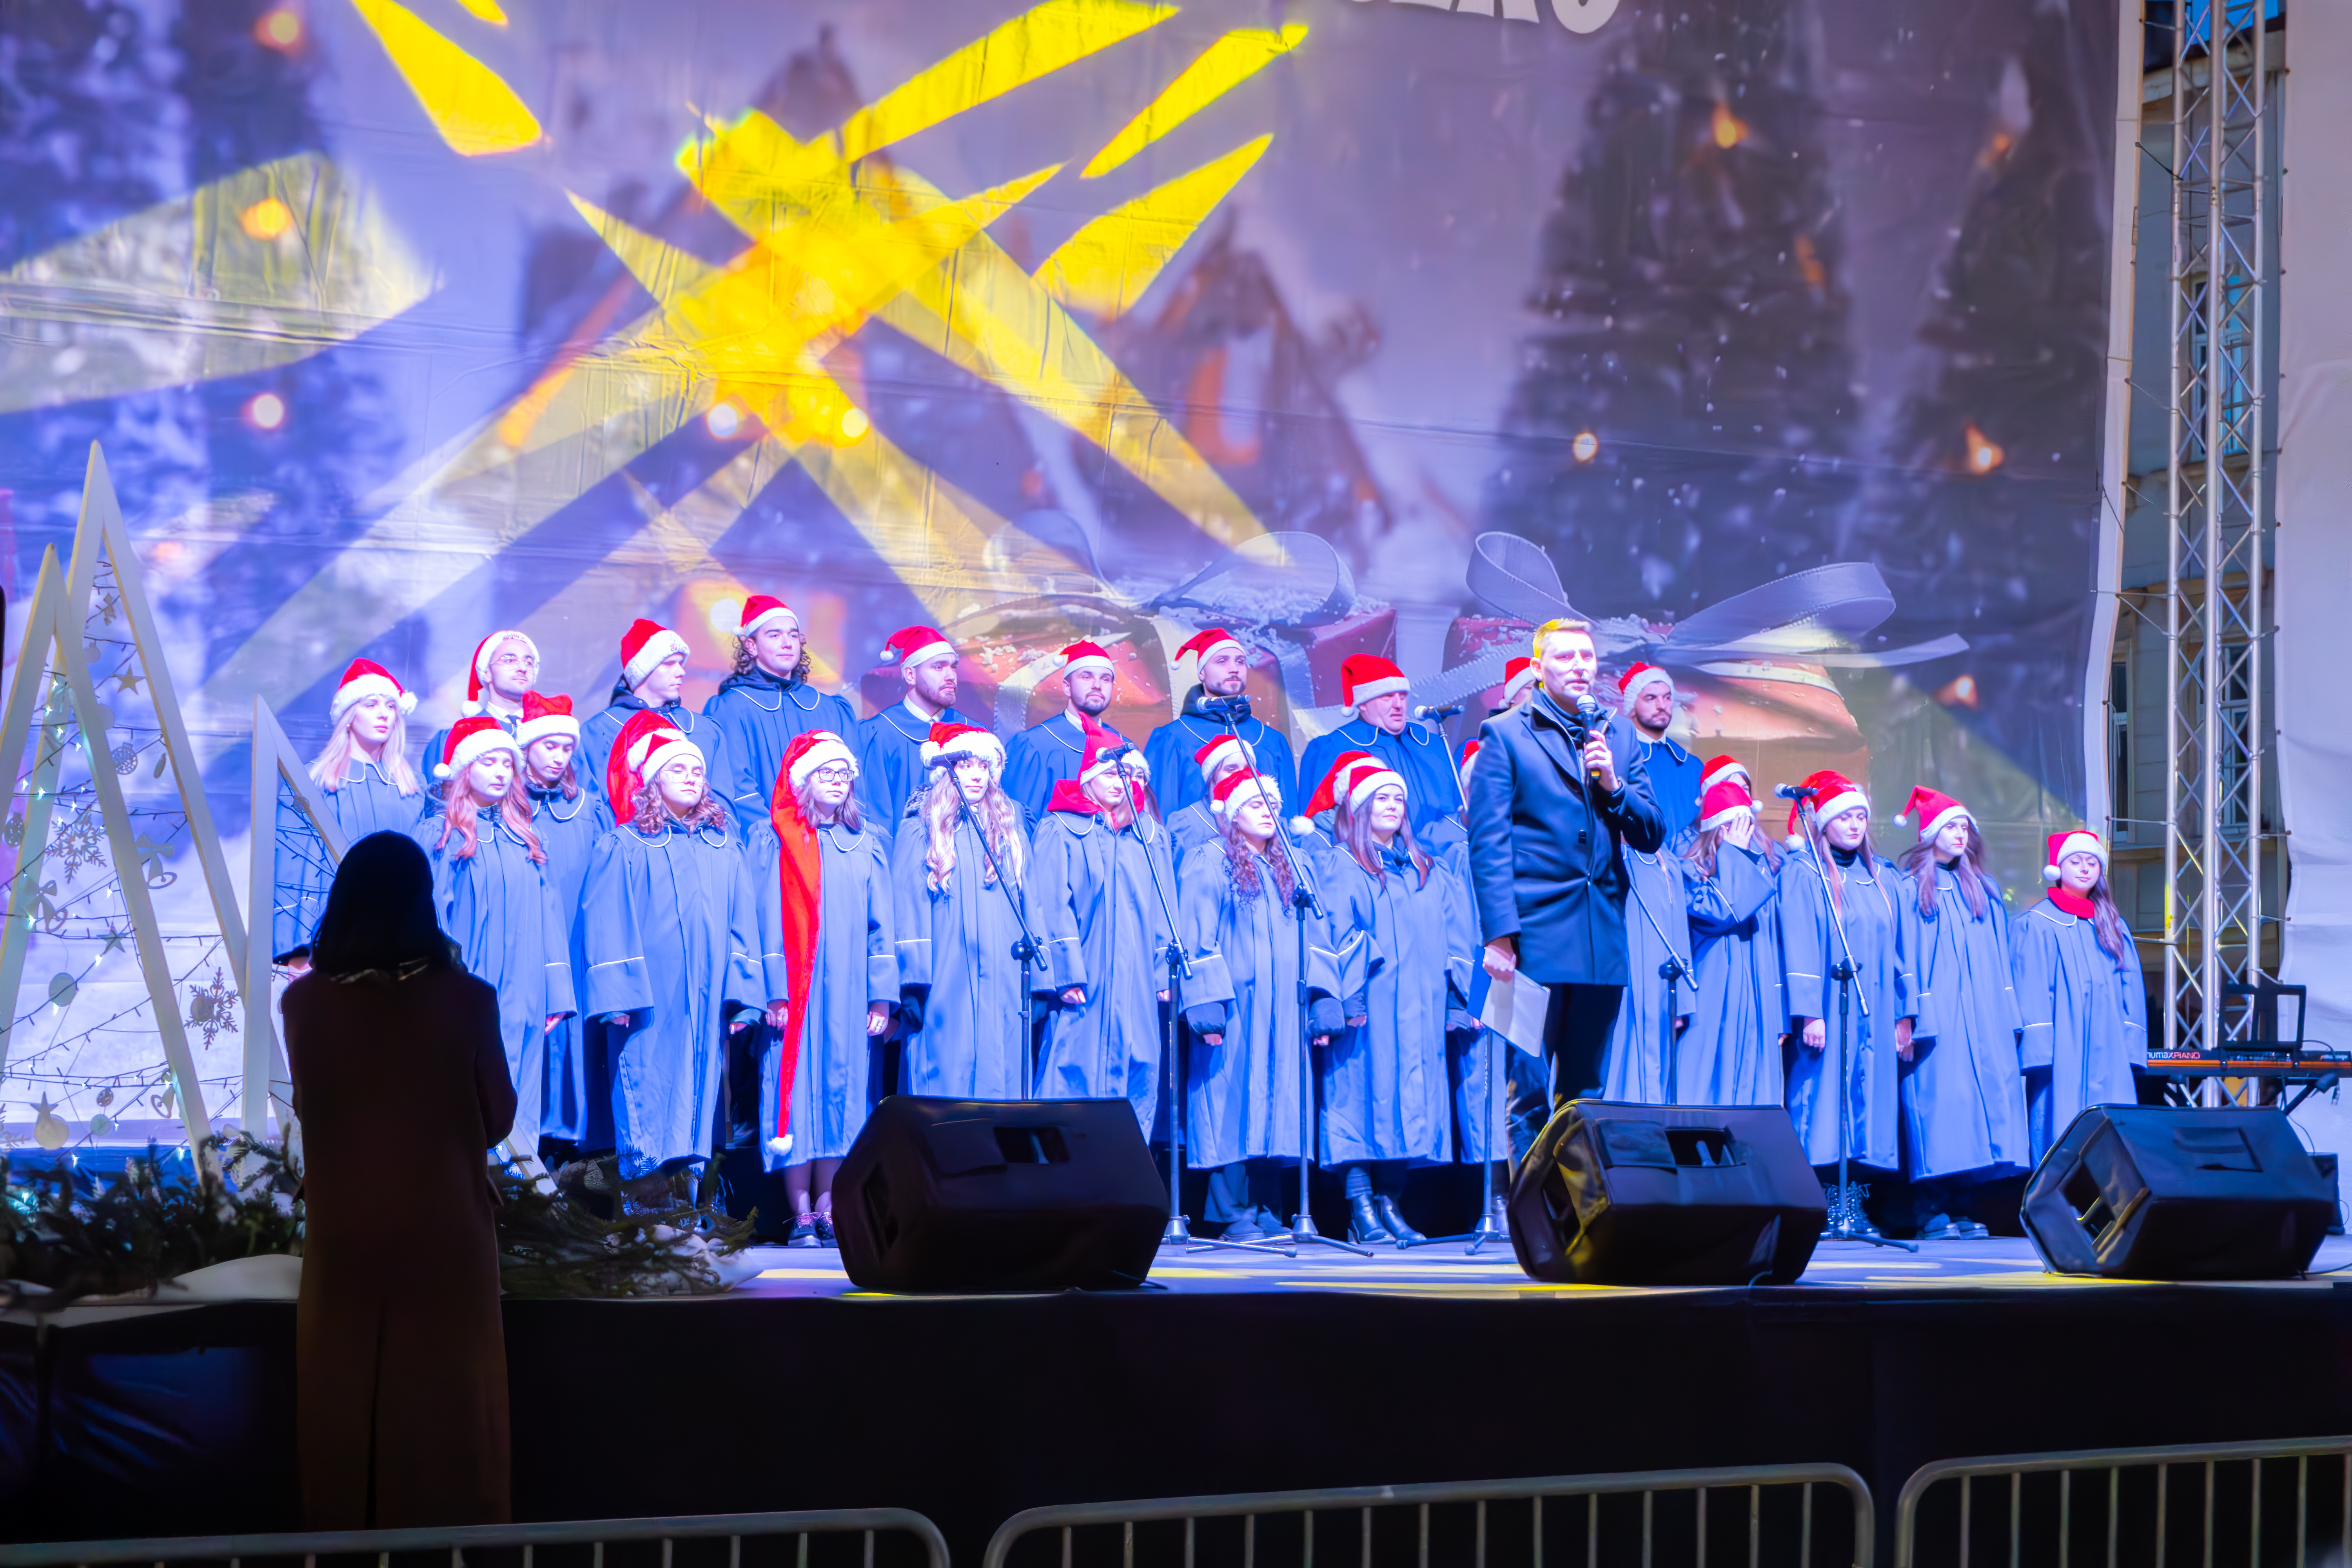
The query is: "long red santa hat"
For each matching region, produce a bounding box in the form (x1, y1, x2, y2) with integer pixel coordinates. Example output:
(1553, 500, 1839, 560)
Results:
(764, 730, 857, 1154)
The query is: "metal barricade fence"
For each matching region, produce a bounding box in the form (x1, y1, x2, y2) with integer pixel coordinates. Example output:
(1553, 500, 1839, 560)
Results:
(0, 1510, 950, 1568)
(980, 1465, 1875, 1568)
(1893, 1436, 2352, 1568)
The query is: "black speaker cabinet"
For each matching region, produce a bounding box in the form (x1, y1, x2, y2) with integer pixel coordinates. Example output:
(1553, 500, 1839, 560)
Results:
(2021, 1105, 2334, 1279)
(1507, 1101, 1826, 1286)
(834, 1096, 1167, 1292)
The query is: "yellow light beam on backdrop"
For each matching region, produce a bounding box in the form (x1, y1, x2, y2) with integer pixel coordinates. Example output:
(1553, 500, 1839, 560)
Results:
(1036, 135, 1270, 319)
(451, 0, 509, 22)
(349, 0, 541, 155)
(1083, 25, 1305, 178)
(834, 0, 1176, 163)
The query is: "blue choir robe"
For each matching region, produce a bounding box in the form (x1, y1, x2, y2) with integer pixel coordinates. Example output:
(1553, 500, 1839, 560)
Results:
(1176, 847, 1341, 1169)
(890, 811, 1035, 1100)
(1141, 691, 1298, 818)
(1638, 735, 1704, 842)
(272, 760, 427, 960)
(1900, 869, 2030, 1183)
(2013, 895, 2148, 1160)
(578, 692, 722, 804)
(744, 818, 898, 1170)
(855, 701, 979, 825)
(702, 671, 859, 837)
(412, 808, 577, 1153)
(1780, 850, 1913, 1171)
(1002, 713, 1132, 826)
(579, 820, 765, 1178)
(530, 784, 615, 1146)
(1321, 844, 1474, 1165)
(1167, 800, 1223, 873)
(1029, 805, 1177, 1132)
(1678, 843, 1786, 1106)
(1298, 717, 1465, 835)
(1432, 830, 1510, 1164)
(1600, 846, 1700, 1103)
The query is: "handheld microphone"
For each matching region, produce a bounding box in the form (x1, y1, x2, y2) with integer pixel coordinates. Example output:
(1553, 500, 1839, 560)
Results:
(1573, 693, 1603, 724)
(1413, 703, 1465, 722)
(1773, 783, 1818, 801)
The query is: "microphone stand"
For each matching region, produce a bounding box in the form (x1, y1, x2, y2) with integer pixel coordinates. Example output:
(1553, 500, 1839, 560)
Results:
(1622, 855, 1694, 1105)
(1791, 796, 1914, 1254)
(1112, 754, 1202, 1247)
(945, 770, 1044, 1097)
(1200, 696, 1369, 1257)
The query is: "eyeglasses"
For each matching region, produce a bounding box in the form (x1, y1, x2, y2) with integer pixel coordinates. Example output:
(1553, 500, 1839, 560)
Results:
(809, 764, 853, 784)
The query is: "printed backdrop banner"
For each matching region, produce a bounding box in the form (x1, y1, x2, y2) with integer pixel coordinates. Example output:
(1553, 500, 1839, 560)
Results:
(0, 0, 2119, 1132)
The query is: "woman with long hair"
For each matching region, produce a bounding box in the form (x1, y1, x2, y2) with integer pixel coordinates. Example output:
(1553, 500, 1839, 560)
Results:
(1892, 787, 2028, 1239)
(414, 717, 575, 1154)
(1319, 758, 1474, 1246)
(1676, 776, 1786, 1105)
(1177, 768, 1342, 1243)
(515, 694, 616, 1157)
(1778, 771, 1914, 1211)
(747, 730, 896, 1245)
(579, 710, 764, 1191)
(275, 660, 424, 963)
(890, 722, 1033, 1099)
(1031, 720, 1176, 1132)
(2013, 829, 2147, 1161)
(284, 831, 511, 1528)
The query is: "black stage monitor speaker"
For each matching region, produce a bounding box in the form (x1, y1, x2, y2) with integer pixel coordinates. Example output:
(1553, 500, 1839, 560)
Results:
(1508, 1101, 1826, 1286)
(2020, 1105, 2333, 1279)
(834, 1096, 1166, 1292)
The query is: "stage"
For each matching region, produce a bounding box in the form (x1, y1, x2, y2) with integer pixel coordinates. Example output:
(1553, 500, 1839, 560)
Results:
(5, 1235, 2350, 1563)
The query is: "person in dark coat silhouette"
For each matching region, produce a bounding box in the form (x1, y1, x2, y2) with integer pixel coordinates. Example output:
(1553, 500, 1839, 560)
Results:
(1466, 620, 1666, 1158)
(285, 831, 514, 1529)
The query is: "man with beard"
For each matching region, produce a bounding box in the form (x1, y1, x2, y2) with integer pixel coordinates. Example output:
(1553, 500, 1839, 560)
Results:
(1002, 640, 1131, 823)
(1141, 628, 1298, 818)
(853, 626, 981, 824)
(1617, 662, 1703, 840)
(703, 595, 857, 837)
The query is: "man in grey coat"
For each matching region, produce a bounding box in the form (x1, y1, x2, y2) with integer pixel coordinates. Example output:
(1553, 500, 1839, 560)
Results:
(1467, 619, 1667, 1158)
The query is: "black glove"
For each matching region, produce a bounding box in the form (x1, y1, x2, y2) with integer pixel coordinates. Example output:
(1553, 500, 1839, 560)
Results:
(1446, 1008, 1482, 1036)
(897, 989, 926, 1034)
(1308, 997, 1345, 1037)
(1183, 1002, 1229, 1038)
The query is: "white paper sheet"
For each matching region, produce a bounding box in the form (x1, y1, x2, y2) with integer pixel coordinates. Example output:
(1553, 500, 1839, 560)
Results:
(1480, 969, 1551, 1058)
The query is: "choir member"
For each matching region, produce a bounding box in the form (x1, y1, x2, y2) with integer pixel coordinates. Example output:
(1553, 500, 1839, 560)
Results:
(1492, 656, 1539, 715)
(1142, 628, 1298, 817)
(1298, 655, 1463, 835)
(1599, 828, 1699, 1103)
(278, 660, 425, 963)
(855, 626, 979, 825)
(1893, 787, 2028, 1239)
(1617, 664, 1702, 840)
(420, 631, 541, 784)
(702, 595, 857, 838)
(1779, 771, 1913, 1210)
(1030, 720, 1175, 1131)
(1677, 777, 1787, 1106)
(1289, 748, 1374, 884)
(1321, 757, 1477, 1245)
(1169, 732, 1252, 867)
(578, 619, 726, 804)
(579, 710, 764, 1190)
(516, 695, 614, 1156)
(1178, 767, 1341, 1242)
(414, 717, 576, 1153)
(1003, 641, 1131, 824)
(2014, 829, 2147, 1162)
(754, 731, 896, 1247)
(1443, 739, 1515, 1234)
(891, 722, 1033, 1099)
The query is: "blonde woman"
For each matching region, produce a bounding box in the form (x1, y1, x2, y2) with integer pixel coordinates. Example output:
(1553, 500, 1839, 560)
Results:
(276, 659, 424, 964)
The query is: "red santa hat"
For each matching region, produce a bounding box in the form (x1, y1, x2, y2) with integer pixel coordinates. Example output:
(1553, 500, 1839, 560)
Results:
(515, 691, 579, 750)
(1502, 656, 1538, 704)
(1341, 654, 1409, 710)
(1618, 662, 1674, 704)
(328, 658, 416, 722)
(708, 594, 800, 641)
(1459, 738, 1483, 791)
(1173, 626, 1245, 675)
(1299, 749, 1374, 823)
(1076, 718, 1145, 787)
(783, 729, 858, 792)
(1699, 779, 1756, 833)
(619, 618, 691, 690)
(880, 624, 957, 672)
(1784, 769, 1868, 840)
(434, 714, 521, 781)
(1702, 754, 1751, 794)
(1897, 786, 1971, 844)
(1211, 766, 1281, 817)
(1192, 733, 1253, 781)
(2042, 829, 2107, 885)
(919, 721, 1004, 772)
(606, 710, 704, 822)
(1056, 640, 1116, 679)
(1334, 756, 1406, 815)
(459, 630, 540, 715)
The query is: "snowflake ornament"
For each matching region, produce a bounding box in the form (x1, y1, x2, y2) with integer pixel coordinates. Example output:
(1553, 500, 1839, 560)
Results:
(187, 967, 239, 1049)
(51, 811, 104, 878)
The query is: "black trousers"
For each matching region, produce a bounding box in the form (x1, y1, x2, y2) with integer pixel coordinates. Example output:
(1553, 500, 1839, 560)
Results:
(1506, 981, 1625, 1163)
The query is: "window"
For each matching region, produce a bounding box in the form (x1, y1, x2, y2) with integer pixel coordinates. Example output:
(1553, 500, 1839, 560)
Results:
(2183, 270, 2254, 464)
(2218, 654, 2252, 838)
(2110, 659, 2131, 841)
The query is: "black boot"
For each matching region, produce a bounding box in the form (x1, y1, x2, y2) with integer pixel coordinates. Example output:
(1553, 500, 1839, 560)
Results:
(1375, 1194, 1424, 1245)
(1347, 1194, 1395, 1245)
